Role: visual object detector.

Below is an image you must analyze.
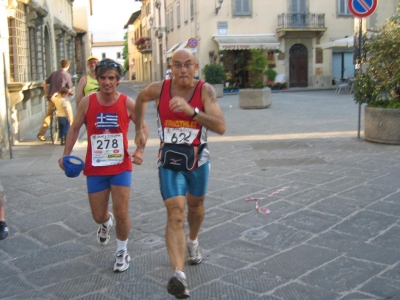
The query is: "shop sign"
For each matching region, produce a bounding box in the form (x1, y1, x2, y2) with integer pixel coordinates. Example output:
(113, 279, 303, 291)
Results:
(221, 45, 270, 50)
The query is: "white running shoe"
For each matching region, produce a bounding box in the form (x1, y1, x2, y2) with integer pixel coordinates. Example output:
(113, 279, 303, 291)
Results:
(187, 241, 202, 265)
(96, 212, 114, 245)
(113, 250, 131, 272)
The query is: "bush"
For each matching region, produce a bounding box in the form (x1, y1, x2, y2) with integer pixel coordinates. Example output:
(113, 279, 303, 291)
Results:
(202, 63, 226, 84)
(247, 49, 268, 89)
(354, 4, 400, 108)
(264, 68, 277, 81)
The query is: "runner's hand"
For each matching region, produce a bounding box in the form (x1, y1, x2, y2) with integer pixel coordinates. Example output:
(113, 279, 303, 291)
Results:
(131, 150, 143, 165)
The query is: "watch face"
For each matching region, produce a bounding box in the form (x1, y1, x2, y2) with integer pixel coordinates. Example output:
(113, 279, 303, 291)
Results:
(195, 107, 199, 113)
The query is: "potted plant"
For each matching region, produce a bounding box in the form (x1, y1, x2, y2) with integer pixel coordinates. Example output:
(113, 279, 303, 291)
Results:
(202, 63, 226, 98)
(264, 68, 277, 86)
(353, 5, 400, 144)
(239, 49, 271, 109)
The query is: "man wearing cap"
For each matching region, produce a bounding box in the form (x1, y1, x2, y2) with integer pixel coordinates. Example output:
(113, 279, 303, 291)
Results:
(58, 58, 148, 273)
(76, 56, 100, 108)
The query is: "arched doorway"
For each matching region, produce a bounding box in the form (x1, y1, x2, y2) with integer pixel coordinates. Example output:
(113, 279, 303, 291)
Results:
(289, 44, 308, 87)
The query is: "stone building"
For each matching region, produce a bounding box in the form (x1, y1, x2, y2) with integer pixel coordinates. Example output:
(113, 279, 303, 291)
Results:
(0, 0, 92, 159)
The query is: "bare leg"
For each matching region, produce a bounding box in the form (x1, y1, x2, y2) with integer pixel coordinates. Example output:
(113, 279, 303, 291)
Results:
(0, 205, 5, 221)
(88, 188, 111, 223)
(164, 196, 186, 271)
(110, 185, 131, 240)
(186, 194, 205, 241)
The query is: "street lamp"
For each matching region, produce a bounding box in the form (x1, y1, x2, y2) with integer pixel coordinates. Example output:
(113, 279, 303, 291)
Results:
(149, 16, 167, 32)
(215, 0, 223, 15)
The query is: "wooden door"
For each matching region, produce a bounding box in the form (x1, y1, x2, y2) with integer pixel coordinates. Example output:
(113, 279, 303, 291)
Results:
(289, 44, 308, 87)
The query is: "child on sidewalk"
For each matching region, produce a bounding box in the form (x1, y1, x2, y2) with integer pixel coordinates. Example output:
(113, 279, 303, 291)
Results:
(51, 87, 74, 145)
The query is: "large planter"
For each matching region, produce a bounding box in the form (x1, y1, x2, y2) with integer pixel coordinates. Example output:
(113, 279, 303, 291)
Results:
(212, 84, 224, 98)
(364, 106, 400, 145)
(239, 87, 271, 109)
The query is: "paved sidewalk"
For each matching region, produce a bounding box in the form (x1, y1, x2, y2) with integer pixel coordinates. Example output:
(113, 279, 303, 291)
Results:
(1, 84, 400, 300)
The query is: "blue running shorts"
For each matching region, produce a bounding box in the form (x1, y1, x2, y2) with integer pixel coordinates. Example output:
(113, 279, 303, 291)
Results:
(158, 161, 210, 200)
(87, 170, 132, 193)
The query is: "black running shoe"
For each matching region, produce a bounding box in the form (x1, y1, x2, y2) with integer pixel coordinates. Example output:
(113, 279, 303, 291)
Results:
(0, 221, 9, 240)
(167, 272, 190, 299)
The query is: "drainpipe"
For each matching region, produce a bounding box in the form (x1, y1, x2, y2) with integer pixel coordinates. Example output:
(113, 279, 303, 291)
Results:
(2, 53, 13, 159)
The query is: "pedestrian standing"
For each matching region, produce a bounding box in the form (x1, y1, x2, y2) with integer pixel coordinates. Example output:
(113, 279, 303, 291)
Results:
(134, 49, 226, 299)
(38, 58, 73, 141)
(51, 87, 74, 145)
(75, 56, 100, 108)
(58, 58, 148, 272)
(165, 64, 172, 79)
(0, 180, 9, 240)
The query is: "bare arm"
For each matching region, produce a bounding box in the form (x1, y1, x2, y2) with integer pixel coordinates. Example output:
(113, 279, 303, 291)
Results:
(58, 96, 88, 170)
(134, 81, 163, 147)
(127, 96, 149, 165)
(75, 76, 86, 108)
(42, 81, 48, 98)
(197, 83, 226, 135)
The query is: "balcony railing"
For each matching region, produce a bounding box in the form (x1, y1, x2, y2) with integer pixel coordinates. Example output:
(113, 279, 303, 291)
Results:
(277, 13, 325, 29)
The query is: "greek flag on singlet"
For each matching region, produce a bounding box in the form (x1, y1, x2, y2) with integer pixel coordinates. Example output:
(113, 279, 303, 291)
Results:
(95, 113, 119, 130)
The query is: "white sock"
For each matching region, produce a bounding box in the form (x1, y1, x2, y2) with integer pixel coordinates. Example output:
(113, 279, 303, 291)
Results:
(116, 238, 128, 252)
(175, 269, 186, 280)
(187, 237, 198, 245)
(103, 213, 113, 227)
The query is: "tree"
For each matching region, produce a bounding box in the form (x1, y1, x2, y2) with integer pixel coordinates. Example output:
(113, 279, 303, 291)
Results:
(122, 32, 129, 74)
(354, 4, 400, 108)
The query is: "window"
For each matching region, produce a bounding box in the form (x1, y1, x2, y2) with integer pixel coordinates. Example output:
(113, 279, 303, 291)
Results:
(8, 2, 29, 82)
(233, 0, 251, 16)
(117, 52, 121, 59)
(190, 0, 194, 19)
(170, 8, 174, 30)
(102, 53, 106, 59)
(184, 0, 189, 22)
(28, 22, 45, 81)
(166, 10, 170, 30)
(291, 0, 307, 13)
(338, 0, 351, 15)
(146, 3, 150, 15)
(177, 1, 181, 27)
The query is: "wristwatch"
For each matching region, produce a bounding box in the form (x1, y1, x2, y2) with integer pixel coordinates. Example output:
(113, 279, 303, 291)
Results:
(191, 107, 199, 118)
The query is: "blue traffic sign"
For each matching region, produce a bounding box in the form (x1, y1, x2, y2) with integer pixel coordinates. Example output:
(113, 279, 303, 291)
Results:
(348, 0, 378, 18)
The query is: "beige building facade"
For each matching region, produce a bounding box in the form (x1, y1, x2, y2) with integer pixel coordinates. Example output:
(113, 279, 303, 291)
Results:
(128, 0, 399, 87)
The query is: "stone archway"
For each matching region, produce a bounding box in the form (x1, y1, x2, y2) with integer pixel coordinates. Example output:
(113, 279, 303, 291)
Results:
(289, 44, 308, 87)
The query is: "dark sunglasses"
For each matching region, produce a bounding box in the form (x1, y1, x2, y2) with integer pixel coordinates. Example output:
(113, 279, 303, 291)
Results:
(96, 60, 122, 72)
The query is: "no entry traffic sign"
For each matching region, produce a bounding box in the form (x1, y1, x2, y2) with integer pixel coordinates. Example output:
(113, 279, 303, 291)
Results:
(348, 0, 378, 18)
(187, 38, 198, 48)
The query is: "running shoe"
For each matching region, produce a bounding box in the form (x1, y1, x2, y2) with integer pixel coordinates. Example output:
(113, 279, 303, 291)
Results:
(96, 212, 114, 245)
(187, 241, 202, 265)
(0, 221, 8, 240)
(167, 272, 190, 299)
(113, 250, 130, 272)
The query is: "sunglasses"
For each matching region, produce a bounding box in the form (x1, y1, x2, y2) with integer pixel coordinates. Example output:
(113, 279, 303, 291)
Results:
(96, 60, 122, 72)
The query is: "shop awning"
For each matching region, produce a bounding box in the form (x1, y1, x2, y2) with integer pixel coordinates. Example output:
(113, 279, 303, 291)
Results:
(166, 43, 181, 58)
(321, 36, 354, 49)
(212, 34, 280, 50)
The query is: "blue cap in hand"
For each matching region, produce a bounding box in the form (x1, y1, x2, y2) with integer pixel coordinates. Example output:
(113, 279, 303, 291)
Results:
(62, 156, 85, 178)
